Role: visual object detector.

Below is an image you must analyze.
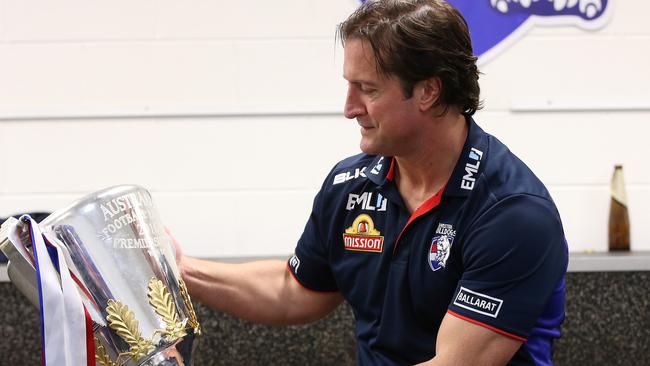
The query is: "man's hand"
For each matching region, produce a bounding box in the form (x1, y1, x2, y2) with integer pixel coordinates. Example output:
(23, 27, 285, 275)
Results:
(162, 232, 344, 325)
(165, 227, 185, 276)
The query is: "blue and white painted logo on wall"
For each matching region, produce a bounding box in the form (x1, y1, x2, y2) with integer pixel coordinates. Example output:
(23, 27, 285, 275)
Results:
(358, 0, 613, 64)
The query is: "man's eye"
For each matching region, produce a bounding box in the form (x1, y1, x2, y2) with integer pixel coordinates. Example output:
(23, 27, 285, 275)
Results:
(360, 87, 376, 94)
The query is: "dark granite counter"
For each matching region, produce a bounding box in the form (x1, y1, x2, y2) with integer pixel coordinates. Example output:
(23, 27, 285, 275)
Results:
(1, 253, 649, 365)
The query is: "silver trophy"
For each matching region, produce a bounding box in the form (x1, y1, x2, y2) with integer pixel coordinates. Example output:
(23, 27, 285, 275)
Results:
(0, 185, 201, 366)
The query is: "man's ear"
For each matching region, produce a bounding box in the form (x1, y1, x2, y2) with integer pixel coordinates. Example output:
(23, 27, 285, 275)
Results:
(416, 77, 442, 112)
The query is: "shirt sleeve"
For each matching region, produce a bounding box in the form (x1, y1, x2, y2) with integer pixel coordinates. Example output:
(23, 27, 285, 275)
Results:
(287, 179, 339, 292)
(447, 194, 568, 340)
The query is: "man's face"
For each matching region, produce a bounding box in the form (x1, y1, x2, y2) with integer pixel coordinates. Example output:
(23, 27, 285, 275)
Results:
(343, 38, 422, 157)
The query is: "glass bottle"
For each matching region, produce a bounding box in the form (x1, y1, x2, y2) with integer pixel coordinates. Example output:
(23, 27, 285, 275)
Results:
(608, 165, 630, 251)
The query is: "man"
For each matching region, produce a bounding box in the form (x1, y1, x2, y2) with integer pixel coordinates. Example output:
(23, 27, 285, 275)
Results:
(174, 1, 568, 365)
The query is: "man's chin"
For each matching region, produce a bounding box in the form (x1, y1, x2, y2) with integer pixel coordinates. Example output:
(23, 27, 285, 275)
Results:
(359, 142, 382, 156)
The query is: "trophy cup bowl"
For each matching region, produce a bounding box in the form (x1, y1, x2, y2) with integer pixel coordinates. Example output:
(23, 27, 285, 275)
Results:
(1, 185, 200, 366)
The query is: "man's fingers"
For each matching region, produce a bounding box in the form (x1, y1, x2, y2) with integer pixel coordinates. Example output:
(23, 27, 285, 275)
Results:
(164, 227, 183, 262)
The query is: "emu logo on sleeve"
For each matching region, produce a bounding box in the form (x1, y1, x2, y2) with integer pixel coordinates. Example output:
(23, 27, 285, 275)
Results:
(343, 214, 384, 253)
(454, 287, 504, 318)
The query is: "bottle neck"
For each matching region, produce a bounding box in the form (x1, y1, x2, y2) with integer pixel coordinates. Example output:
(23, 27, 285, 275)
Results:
(611, 168, 628, 206)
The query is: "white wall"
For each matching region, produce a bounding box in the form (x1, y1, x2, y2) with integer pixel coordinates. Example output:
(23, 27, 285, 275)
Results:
(0, 0, 648, 256)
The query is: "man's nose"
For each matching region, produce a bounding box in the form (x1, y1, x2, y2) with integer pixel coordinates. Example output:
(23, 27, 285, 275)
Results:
(344, 87, 366, 119)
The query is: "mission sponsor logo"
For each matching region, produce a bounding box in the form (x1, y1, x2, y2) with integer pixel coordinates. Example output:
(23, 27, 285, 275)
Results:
(429, 223, 456, 271)
(343, 214, 384, 253)
(460, 147, 483, 191)
(333, 167, 366, 185)
(453, 287, 503, 318)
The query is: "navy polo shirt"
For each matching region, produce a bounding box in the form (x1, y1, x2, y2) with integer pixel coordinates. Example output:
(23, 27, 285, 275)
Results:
(288, 118, 568, 366)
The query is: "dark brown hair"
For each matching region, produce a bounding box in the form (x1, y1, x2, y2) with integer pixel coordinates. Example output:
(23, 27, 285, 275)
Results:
(338, 0, 481, 116)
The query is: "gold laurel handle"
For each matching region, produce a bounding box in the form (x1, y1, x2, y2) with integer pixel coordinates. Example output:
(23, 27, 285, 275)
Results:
(148, 278, 187, 341)
(106, 299, 155, 359)
(94, 337, 119, 366)
(178, 277, 202, 336)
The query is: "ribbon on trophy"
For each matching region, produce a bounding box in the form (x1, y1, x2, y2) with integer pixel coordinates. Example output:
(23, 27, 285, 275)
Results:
(7, 215, 95, 366)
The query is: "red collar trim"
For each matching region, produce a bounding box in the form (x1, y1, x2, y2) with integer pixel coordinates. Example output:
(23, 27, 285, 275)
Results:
(386, 158, 396, 181)
(406, 183, 445, 226)
(392, 183, 446, 255)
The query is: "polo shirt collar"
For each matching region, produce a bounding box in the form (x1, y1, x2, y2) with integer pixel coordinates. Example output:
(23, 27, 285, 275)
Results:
(366, 156, 393, 186)
(444, 116, 489, 197)
(364, 116, 488, 198)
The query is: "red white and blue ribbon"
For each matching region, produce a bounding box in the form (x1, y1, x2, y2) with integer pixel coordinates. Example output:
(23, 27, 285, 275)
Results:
(7, 216, 95, 366)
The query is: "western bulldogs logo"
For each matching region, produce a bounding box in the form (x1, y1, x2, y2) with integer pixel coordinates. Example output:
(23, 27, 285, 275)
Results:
(448, 0, 612, 63)
(429, 235, 453, 271)
(490, 0, 605, 19)
(357, 0, 613, 64)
